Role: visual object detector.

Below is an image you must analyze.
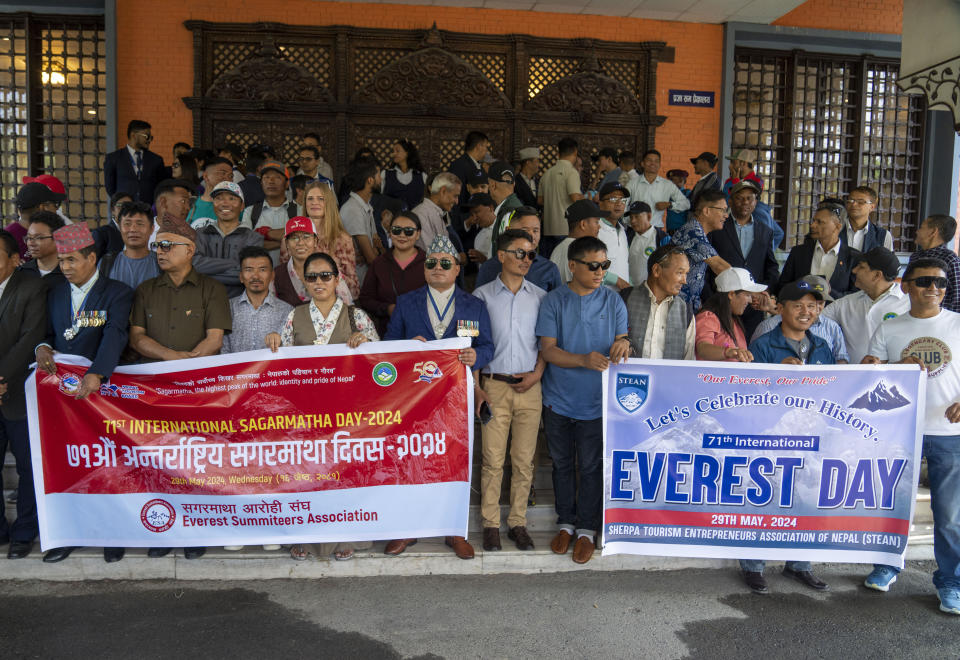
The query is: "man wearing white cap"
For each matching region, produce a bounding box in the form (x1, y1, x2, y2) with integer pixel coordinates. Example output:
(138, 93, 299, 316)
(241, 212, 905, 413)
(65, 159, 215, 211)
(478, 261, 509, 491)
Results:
(194, 181, 264, 297)
(34, 223, 133, 564)
(514, 147, 540, 209)
(383, 234, 494, 560)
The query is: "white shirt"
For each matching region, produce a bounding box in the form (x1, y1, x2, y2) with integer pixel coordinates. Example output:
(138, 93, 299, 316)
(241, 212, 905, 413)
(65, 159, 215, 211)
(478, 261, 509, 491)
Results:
(475, 226, 493, 259)
(380, 168, 427, 190)
(597, 219, 630, 286)
(240, 200, 302, 265)
(0, 272, 12, 301)
(811, 240, 841, 280)
(549, 237, 575, 283)
(70, 270, 99, 315)
(626, 174, 690, 230)
(867, 310, 960, 435)
(426, 285, 456, 339)
(846, 223, 894, 251)
(821, 282, 910, 364)
(639, 283, 696, 360)
(126, 145, 142, 175)
(628, 226, 659, 286)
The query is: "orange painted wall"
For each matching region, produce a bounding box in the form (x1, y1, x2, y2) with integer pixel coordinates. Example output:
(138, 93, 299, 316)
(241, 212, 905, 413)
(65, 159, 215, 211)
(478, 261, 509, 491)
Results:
(115, 0, 902, 174)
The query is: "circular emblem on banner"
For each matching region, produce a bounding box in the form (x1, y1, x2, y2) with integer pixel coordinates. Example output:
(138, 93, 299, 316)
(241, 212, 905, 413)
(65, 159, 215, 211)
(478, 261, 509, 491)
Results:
(902, 336, 952, 378)
(372, 362, 398, 387)
(58, 373, 81, 395)
(140, 499, 176, 533)
(882, 312, 898, 321)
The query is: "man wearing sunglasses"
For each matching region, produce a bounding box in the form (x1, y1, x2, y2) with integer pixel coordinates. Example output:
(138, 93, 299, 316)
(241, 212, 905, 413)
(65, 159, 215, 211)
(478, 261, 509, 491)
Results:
(536, 236, 629, 564)
(129, 214, 232, 562)
(475, 207, 562, 293)
(595, 182, 633, 290)
(104, 119, 164, 205)
(383, 234, 494, 560)
(910, 214, 960, 313)
(473, 229, 546, 552)
(860, 258, 960, 614)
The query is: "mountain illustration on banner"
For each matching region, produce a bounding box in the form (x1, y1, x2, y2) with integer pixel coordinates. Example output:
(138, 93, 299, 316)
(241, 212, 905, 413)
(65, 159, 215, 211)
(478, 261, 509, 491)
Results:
(849, 380, 910, 412)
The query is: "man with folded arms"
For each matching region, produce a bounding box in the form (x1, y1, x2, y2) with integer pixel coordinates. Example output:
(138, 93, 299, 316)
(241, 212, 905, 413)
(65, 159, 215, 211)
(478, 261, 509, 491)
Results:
(861, 258, 960, 615)
(34, 223, 133, 564)
(383, 234, 494, 560)
(130, 215, 232, 560)
(473, 229, 546, 551)
(536, 236, 629, 564)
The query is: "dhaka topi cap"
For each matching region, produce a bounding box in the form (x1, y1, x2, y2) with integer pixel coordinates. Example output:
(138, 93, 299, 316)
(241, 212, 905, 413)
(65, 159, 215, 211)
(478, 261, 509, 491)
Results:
(517, 147, 539, 160)
(53, 223, 94, 255)
(156, 212, 197, 244)
(427, 234, 458, 258)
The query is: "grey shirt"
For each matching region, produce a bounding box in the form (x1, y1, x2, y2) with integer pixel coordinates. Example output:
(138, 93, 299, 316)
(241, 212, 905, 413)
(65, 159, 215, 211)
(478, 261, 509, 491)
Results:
(221, 291, 293, 354)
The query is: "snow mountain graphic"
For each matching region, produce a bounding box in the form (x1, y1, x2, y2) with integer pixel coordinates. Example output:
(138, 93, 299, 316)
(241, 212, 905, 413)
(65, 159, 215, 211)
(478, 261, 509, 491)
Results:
(849, 380, 910, 412)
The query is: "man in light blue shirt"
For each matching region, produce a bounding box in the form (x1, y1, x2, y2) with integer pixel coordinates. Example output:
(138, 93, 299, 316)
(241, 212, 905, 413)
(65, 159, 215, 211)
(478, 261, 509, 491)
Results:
(536, 236, 629, 565)
(473, 229, 546, 553)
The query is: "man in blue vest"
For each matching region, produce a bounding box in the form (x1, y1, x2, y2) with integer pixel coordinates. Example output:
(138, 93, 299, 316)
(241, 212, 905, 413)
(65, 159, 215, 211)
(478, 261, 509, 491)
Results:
(383, 234, 494, 559)
(34, 223, 133, 564)
(843, 186, 892, 252)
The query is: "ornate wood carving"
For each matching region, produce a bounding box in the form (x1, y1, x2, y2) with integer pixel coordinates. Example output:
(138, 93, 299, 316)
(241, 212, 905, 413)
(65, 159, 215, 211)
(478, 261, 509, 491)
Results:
(527, 52, 641, 117)
(207, 38, 334, 104)
(899, 56, 960, 132)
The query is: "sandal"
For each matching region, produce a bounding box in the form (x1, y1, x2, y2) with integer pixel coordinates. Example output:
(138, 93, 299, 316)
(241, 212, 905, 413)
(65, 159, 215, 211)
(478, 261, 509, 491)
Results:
(290, 544, 310, 561)
(334, 549, 355, 561)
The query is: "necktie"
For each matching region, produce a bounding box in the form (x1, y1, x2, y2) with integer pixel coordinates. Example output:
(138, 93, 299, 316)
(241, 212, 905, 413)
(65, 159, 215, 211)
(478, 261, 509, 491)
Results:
(135, 151, 142, 179)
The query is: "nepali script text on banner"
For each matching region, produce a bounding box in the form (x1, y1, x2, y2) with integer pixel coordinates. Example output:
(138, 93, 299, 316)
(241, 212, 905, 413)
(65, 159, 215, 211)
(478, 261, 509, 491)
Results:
(602, 360, 925, 567)
(26, 339, 473, 551)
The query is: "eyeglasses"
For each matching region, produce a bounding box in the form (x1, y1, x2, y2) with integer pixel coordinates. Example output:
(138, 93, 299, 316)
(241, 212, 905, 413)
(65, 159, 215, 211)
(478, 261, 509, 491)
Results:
(391, 226, 417, 237)
(707, 206, 729, 213)
(602, 197, 628, 205)
(25, 234, 53, 243)
(286, 233, 315, 243)
(573, 258, 611, 272)
(150, 240, 190, 252)
(136, 132, 153, 141)
(905, 275, 948, 289)
(846, 197, 873, 206)
(501, 248, 537, 261)
(425, 258, 454, 270)
(304, 271, 336, 282)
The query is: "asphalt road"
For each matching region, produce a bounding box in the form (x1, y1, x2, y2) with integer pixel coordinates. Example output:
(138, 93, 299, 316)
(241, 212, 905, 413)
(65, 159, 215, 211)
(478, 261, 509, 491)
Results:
(1, 562, 958, 659)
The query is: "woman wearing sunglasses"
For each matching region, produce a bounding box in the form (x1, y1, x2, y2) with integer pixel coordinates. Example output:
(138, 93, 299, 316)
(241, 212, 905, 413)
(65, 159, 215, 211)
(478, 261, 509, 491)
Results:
(694, 267, 767, 362)
(265, 251, 379, 561)
(274, 217, 354, 308)
(357, 211, 427, 336)
(299, 180, 359, 301)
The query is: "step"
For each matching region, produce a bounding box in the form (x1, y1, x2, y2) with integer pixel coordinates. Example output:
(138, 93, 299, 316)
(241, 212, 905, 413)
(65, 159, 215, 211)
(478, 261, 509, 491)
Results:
(0, 535, 936, 582)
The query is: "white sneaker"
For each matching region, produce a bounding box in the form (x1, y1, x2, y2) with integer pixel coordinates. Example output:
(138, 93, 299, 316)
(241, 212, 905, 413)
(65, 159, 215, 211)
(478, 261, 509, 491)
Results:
(262, 545, 281, 551)
(223, 545, 243, 551)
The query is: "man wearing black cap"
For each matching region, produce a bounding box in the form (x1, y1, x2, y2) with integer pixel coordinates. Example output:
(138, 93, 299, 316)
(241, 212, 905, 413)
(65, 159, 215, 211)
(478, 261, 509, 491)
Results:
(5, 182, 65, 259)
(487, 161, 523, 253)
(461, 193, 497, 264)
(689, 151, 721, 209)
(590, 147, 622, 192)
(820, 247, 908, 364)
(595, 182, 632, 289)
(549, 199, 606, 283)
(626, 201, 665, 287)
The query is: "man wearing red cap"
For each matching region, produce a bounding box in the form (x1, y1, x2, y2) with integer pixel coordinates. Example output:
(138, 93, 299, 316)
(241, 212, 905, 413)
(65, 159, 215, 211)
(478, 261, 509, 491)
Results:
(34, 223, 134, 564)
(22, 174, 72, 226)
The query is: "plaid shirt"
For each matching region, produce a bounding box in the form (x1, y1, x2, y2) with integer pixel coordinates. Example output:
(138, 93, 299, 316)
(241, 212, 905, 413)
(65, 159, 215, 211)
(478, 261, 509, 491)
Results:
(909, 245, 960, 313)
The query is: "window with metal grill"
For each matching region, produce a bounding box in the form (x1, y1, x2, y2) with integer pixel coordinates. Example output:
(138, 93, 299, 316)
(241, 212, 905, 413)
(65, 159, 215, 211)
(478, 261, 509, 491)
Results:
(732, 48, 925, 252)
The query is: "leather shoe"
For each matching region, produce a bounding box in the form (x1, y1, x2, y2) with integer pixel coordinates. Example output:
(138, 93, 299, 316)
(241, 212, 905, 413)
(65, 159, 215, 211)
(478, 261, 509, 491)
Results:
(103, 547, 125, 563)
(782, 567, 829, 591)
(550, 529, 573, 555)
(445, 536, 474, 559)
(42, 546, 78, 563)
(508, 526, 534, 551)
(384, 538, 417, 555)
(743, 571, 769, 594)
(183, 547, 206, 560)
(572, 535, 595, 564)
(482, 527, 501, 551)
(147, 547, 172, 558)
(7, 541, 32, 559)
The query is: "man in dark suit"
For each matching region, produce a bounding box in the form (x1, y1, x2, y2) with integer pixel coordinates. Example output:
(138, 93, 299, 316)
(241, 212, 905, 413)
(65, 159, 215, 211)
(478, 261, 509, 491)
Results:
(777, 200, 860, 299)
(688, 151, 721, 210)
(708, 180, 780, 338)
(446, 131, 489, 207)
(0, 229, 48, 559)
(34, 223, 133, 563)
(383, 234, 494, 560)
(104, 120, 165, 205)
(514, 147, 540, 209)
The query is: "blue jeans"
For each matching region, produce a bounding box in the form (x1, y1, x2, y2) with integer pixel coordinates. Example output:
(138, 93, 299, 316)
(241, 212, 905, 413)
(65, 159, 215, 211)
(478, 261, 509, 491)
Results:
(873, 434, 960, 589)
(0, 416, 39, 543)
(739, 559, 811, 573)
(542, 406, 602, 536)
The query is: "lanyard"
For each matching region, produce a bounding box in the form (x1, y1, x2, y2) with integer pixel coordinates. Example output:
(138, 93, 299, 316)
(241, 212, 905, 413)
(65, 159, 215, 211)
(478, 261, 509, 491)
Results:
(427, 289, 455, 324)
(72, 285, 94, 318)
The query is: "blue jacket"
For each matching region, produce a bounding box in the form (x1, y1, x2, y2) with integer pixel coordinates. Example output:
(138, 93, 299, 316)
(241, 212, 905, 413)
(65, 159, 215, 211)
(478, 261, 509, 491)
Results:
(475, 254, 562, 292)
(45, 275, 134, 379)
(748, 323, 834, 366)
(384, 285, 494, 370)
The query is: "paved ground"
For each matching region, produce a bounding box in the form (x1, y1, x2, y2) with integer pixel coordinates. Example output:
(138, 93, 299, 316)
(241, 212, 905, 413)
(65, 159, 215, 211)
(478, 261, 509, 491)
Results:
(1, 562, 958, 659)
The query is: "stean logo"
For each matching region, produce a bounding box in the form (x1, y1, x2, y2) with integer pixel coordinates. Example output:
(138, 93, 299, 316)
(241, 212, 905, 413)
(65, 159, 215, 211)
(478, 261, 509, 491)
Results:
(58, 373, 81, 395)
(413, 361, 444, 383)
(616, 373, 650, 413)
(140, 499, 176, 533)
(372, 362, 398, 387)
(99, 383, 146, 399)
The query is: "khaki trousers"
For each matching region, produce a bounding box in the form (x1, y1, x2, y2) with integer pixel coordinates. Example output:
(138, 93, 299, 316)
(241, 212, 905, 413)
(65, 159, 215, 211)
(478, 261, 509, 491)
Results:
(480, 377, 542, 529)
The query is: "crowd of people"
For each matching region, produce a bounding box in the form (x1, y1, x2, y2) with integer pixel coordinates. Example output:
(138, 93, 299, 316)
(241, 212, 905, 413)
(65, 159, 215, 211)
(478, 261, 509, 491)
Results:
(2, 121, 959, 615)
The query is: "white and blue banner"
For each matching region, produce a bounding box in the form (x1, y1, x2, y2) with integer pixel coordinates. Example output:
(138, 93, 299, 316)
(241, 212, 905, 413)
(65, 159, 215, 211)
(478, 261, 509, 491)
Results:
(602, 360, 925, 566)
